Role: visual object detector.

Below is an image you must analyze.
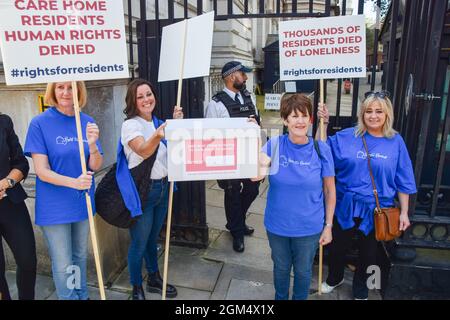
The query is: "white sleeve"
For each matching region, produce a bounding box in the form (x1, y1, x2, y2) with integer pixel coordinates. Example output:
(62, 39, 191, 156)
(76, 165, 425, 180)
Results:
(121, 119, 144, 146)
(204, 100, 230, 118)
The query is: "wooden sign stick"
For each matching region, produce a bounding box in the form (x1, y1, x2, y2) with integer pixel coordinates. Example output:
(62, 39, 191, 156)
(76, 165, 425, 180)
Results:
(72, 81, 106, 300)
(162, 19, 188, 301)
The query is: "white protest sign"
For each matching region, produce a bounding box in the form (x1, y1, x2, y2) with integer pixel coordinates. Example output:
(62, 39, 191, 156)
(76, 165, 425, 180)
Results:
(279, 15, 366, 80)
(165, 118, 260, 182)
(0, 0, 129, 85)
(264, 93, 282, 110)
(284, 81, 297, 92)
(158, 11, 214, 82)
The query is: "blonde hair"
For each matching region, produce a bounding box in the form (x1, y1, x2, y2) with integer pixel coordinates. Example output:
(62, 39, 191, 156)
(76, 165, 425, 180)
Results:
(355, 95, 397, 138)
(44, 81, 87, 108)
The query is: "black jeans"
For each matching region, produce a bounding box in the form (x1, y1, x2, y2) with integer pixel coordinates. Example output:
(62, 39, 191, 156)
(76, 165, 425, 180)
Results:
(326, 217, 377, 299)
(0, 197, 36, 300)
(218, 179, 259, 239)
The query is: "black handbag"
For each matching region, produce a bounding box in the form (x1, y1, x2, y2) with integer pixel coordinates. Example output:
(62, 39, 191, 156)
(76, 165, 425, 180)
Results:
(95, 146, 159, 228)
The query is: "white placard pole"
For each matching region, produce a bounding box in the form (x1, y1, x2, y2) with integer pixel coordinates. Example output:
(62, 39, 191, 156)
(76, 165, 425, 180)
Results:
(162, 19, 188, 301)
(71, 81, 106, 300)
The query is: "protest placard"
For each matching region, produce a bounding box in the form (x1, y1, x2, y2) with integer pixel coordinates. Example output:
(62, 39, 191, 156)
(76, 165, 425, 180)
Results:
(264, 93, 282, 110)
(0, 1, 131, 300)
(158, 11, 214, 82)
(0, 0, 129, 85)
(165, 118, 260, 182)
(279, 15, 366, 81)
(157, 11, 215, 300)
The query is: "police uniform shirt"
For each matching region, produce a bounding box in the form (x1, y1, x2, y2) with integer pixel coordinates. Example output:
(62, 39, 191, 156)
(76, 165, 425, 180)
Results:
(204, 87, 257, 118)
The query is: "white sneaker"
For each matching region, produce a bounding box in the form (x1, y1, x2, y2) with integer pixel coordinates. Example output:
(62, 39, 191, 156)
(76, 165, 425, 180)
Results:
(320, 279, 344, 294)
(354, 297, 368, 300)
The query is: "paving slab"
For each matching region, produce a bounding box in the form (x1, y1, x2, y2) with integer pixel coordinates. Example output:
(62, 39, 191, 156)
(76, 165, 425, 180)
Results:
(46, 286, 130, 300)
(6, 271, 55, 300)
(210, 263, 273, 300)
(208, 228, 222, 246)
(109, 264, 151, 292)
(226, 278, 275, 300)
(205, 188, 224, 208)
(247, 196, 267, 215)
(168, 245, 204, 257)
(156, 254, 223, 292)
(205, 205, 227, 231)
(209, 182, 222, 191)
(260, 183, 269, 199)
(146, 286, 212, 300)
(205, 180, 216, 189)
(245, 213, 267, 240)
(205, 232, 272, 273)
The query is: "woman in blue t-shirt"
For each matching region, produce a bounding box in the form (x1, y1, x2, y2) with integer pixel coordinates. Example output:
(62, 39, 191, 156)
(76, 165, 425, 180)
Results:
(24, 81, 103, 300)
(317, 92, 416, 300)
(254, 93, 336, 300)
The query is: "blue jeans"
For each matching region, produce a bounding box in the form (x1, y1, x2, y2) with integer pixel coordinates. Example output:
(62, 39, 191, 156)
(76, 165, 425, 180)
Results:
(41, 219, 89, 300)
(267, 230, 320, 300)
(128, 179, 169, 285)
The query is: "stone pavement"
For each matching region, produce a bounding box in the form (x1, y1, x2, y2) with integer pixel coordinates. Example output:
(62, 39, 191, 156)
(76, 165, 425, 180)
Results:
(4, 81, 383, 300)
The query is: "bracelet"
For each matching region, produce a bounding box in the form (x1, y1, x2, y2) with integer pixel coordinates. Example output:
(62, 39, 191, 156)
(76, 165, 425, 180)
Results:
(89, 148, 99, 155)
(323, 122, 329, 125)
(324, 223, 333, 228)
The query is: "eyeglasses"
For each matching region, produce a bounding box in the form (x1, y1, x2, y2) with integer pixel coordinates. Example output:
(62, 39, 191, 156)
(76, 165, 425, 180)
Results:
(364, 91, 391, 99)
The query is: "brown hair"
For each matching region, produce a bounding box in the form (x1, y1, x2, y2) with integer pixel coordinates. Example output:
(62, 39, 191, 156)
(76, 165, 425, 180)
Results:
(123, 78, 158, 119)
(280, 93, 312, 120)
(44, 81, 87, 108)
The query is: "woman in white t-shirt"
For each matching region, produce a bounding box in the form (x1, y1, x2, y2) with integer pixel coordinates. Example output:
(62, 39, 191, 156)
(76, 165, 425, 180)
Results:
(121, 79, 183, 300)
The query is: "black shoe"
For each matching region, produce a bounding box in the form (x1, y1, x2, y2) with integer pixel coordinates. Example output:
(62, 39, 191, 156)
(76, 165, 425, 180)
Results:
(244, 225, 254, 236)
(146, 271, 178, 298)
(132, 285, 146, 300)
(233, 237, 245, 252)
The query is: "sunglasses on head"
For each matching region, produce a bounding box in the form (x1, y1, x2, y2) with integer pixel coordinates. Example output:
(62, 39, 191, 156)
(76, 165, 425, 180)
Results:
(364, 91, 390, 99)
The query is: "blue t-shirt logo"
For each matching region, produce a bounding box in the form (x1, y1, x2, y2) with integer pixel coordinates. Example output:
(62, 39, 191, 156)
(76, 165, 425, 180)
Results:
(356, 150, 388, 160)
(56, 136, 88, 146)
(279, 155, 310, 167)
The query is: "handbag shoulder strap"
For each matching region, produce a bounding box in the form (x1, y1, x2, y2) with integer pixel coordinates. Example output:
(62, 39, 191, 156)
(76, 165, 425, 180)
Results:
(362, 135, 382, 212)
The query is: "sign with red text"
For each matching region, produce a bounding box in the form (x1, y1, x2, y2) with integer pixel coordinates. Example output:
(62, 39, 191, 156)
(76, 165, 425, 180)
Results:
(165, 118, 260, 182)
(0, 0, 129, 85)
(279, 15, 366, 80)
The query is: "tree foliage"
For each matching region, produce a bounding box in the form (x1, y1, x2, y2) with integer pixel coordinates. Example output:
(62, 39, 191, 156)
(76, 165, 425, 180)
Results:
(366, 0, 391, 19)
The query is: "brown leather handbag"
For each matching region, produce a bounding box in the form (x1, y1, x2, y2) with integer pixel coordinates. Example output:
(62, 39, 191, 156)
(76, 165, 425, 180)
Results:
(362, 136, 402, 241)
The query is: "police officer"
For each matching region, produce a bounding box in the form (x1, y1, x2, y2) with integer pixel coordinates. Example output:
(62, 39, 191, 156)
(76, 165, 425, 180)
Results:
(205, 61, 260, 253)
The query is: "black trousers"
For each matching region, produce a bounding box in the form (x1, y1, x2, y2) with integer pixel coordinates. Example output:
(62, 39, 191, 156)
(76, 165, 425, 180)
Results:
(218, 179, 259, 239)
(0, 197, 36, 300)
(326, 217, 377, 299)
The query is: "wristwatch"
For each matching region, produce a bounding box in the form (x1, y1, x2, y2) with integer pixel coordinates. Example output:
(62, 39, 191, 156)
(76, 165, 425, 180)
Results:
(6, 177, 16, 188)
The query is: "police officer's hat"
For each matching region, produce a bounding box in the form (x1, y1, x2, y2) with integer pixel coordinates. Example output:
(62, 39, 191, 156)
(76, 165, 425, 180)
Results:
(221, 61, 252, 78)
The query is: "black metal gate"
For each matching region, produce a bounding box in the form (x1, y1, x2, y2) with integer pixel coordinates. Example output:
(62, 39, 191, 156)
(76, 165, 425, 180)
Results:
(129, 0, 356, 248)
(381, 0, 450, 250)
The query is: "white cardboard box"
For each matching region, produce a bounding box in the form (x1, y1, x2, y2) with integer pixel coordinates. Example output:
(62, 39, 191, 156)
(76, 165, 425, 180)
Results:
(165, 118, 260, 182)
